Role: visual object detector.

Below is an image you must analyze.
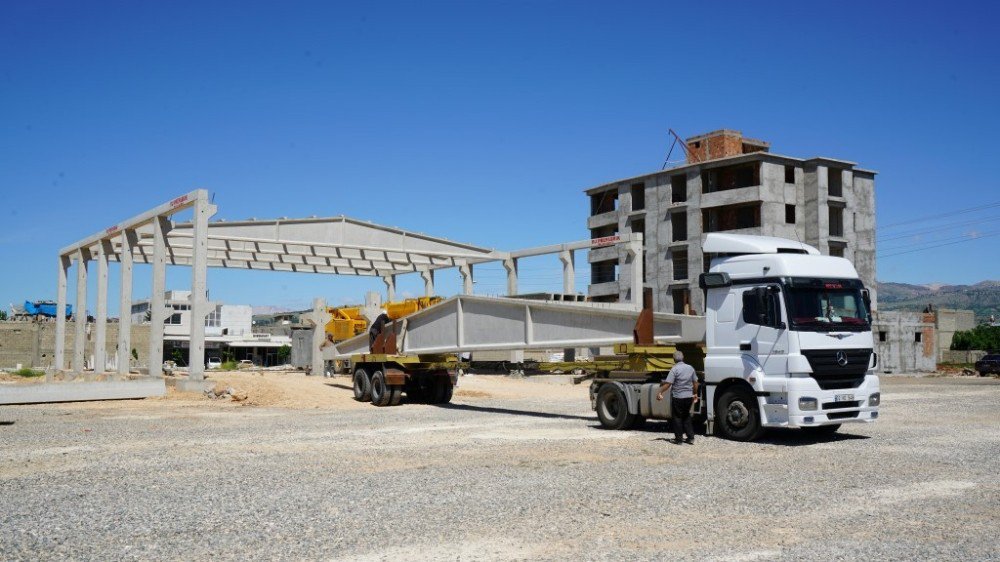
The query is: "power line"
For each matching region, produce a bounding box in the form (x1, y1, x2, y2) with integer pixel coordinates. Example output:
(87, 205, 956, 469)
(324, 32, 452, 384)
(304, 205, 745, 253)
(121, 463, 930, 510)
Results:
(878, 226, 1000, 252)
(877, 214, 1000, 242)
(878, 230, 1000, 259)
(879, 200, 1000, 230)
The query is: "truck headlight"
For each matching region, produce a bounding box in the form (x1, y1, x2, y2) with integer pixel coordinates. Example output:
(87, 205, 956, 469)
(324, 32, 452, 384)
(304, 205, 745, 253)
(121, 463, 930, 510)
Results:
(869, 393, 880, 407)
(798, 397, 818, 411)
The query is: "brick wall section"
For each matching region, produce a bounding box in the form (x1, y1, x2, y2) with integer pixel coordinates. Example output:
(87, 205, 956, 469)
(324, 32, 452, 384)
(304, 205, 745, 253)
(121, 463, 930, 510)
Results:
(921, 313, 936, 358)
(685, 129, 770, 163)
(0, 322, 150, 370)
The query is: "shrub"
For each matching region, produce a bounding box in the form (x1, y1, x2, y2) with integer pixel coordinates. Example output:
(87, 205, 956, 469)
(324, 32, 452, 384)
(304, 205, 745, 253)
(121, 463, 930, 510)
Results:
(220, 361, 239, 371)
(14, 368, 44, 378)
(951, 325, 1000, 351)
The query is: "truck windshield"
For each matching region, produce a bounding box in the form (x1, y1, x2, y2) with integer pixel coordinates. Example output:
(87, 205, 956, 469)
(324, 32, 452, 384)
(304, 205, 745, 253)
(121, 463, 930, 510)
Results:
(785, 284, 870, 331)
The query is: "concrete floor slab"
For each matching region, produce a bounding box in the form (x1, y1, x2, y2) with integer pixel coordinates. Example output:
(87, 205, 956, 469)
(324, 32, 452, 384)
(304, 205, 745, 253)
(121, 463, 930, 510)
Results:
(0, 378, 166, 405)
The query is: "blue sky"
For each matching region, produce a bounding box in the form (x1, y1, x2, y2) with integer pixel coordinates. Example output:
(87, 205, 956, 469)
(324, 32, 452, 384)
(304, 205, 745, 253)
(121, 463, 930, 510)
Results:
(1, 1, 998, 315)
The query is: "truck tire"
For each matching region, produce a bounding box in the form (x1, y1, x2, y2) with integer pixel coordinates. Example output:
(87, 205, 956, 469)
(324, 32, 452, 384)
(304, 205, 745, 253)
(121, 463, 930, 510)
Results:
(428, 378, 454, 404)
(596, 384, 636, 430)
(802, 424, 841, 435)
(370, 370, 391, 407)
(715, 386, 762, 441)
(353, 368, 371, 402)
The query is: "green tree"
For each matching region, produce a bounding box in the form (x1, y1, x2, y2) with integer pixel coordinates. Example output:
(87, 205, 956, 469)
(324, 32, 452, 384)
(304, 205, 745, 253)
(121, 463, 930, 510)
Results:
(951, 325, 1000, 351)
(0, 310, 8, 321)
(277, 345, 291, 364)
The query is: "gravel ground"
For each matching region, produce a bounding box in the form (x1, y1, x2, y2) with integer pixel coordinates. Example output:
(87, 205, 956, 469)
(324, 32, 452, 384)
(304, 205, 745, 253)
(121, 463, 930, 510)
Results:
(1, 374, 998, 561)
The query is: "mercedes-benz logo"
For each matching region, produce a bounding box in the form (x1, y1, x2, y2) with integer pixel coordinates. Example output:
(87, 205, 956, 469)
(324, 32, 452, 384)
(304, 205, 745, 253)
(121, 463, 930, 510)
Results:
(836, 350, 849, 366)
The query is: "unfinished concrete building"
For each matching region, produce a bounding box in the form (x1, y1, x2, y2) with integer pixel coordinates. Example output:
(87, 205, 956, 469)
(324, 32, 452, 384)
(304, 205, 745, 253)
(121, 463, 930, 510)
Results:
(585, 129, 877, 315)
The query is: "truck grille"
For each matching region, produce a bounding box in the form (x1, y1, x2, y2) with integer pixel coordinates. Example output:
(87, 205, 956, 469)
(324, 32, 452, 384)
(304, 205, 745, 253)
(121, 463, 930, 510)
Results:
(822, 400, 861, 410)
(827, 411, 860, 420)
(802, 349, 872, 390)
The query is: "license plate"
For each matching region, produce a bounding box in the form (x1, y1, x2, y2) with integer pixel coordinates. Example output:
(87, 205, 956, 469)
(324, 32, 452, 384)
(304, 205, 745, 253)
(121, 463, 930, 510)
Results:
(835, 393, 854, 402)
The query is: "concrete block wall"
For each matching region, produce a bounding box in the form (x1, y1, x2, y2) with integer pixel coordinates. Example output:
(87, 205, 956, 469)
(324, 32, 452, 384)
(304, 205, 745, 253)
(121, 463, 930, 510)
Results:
(0, 321, 151, 371)
(935, 309, 977, 360)
(873, 311, 937, 373)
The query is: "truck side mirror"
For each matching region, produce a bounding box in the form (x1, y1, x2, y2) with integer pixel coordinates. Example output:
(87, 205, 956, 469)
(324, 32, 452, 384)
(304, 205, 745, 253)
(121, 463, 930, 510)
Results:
(766, 291, 786, 330)
(754, 288, 768, 325)
(861, 289, 873, 322)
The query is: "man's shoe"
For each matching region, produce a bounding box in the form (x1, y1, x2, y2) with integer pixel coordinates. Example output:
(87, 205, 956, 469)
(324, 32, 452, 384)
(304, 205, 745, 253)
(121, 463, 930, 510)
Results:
(684, 438, 694, 444)
(672, 438, 683, 445)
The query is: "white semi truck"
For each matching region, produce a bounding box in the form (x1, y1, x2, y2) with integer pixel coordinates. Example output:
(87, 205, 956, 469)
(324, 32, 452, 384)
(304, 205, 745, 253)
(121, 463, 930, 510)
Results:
(590, 233, 880, 440)
(334, 233, 880, 442)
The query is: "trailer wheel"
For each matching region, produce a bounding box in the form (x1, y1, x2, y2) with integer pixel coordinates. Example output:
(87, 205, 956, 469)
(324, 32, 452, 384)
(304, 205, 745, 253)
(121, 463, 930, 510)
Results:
(596, 384, 636, 430)
(353, 368, 371, 402)
(715, 386, 762, 441)
(389, 386, 403, 406)
(370, 370, 391, 407)
(428, 378, 453, 404)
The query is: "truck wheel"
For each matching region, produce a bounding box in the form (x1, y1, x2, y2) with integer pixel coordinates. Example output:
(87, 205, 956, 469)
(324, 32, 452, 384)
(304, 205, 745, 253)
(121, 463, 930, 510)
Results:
(353, 368, 371, 402)
(389, 386, 403, 406)
(596, 384, 636, 430)
(370, 370, 391, 407)
(715, 386, 762, 441)
(629, 416, 647, 429)
(428, 378, 453, 404)
(802, 424, 841, 435)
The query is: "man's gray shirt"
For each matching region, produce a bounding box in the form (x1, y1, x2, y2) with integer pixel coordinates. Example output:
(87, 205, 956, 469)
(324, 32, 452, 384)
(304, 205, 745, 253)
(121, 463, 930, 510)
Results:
(664, 362, 697, 399)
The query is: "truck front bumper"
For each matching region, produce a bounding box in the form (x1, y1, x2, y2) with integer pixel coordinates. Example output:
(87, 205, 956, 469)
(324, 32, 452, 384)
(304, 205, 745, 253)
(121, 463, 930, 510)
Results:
(759, 374, 880, 428)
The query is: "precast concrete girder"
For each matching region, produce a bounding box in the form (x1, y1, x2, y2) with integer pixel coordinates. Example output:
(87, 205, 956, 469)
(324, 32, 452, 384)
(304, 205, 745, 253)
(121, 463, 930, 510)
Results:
(325, 295, 704, 359)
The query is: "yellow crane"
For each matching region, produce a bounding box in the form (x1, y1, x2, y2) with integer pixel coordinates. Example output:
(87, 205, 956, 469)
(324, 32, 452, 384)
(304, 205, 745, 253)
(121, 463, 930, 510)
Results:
(324, 297, 443, 343)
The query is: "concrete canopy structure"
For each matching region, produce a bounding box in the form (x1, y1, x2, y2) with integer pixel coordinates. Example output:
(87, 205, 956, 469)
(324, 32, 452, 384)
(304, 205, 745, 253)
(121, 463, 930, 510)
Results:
(55, 190, 646, 381)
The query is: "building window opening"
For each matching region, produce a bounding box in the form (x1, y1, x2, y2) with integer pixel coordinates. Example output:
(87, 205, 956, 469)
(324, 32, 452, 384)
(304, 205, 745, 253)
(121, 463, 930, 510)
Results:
(671, 174, 687, 203)
(672, 250, 688, 281)
(879, 331, 887, 342)
(829, 243, 846, 258)
(672, 288, 691, 315)
(630, 183, 645, 211)
(702, 162, 760, 193)
(671, 211, 688, 242)
(590, 224, 618, 241)
(702, 203, 761, 233)
(829, 206, 844, 237)
(785, 204, 796, 224)
(828, 168, 843, 197)
(914, 332, 922, 343)
(630, 218, 646, 244)
(590, 190, 618, 215)
(165, 313, 182, 325)
(590, 260, 619, 284)
(785, 165, 795, 184)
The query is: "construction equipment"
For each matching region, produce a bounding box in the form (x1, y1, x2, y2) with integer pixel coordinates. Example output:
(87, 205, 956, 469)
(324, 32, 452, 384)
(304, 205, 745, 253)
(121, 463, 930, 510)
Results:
(324, 297, 444, 343)
(327, 234, 881, 443)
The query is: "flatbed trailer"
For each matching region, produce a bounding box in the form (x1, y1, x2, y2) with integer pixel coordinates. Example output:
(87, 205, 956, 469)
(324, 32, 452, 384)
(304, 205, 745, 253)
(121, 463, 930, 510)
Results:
(348, 353, 462, 406)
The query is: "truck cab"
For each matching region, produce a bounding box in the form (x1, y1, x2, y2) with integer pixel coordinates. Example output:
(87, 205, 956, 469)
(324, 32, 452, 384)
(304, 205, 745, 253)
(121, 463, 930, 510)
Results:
(699, 234, 880, 440)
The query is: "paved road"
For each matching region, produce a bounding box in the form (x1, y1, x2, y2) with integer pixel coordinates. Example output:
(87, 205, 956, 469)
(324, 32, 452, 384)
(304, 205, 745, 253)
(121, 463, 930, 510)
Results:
(1, 376, 998, 561)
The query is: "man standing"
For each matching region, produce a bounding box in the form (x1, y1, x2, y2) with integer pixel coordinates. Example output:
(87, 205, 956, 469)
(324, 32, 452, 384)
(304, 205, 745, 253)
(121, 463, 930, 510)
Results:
(656, 351, 699, 444)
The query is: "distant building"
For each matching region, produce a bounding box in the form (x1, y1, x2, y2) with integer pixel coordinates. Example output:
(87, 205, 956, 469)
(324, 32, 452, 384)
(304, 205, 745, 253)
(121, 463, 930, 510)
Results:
(131, 291, 291, 366)
(872, 311, 936, 373)
(584, 129, 876, 315)
(933, 308, 977, 361)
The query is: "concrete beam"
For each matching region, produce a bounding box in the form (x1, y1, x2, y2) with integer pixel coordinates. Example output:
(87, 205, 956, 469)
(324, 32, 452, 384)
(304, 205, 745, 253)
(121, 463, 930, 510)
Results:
(0, 378, 167, 405)
(117, 230, 136, 376)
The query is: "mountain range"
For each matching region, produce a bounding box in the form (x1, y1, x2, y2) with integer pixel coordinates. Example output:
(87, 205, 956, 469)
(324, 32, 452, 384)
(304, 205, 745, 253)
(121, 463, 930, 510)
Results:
(878, 280, 1000, 320)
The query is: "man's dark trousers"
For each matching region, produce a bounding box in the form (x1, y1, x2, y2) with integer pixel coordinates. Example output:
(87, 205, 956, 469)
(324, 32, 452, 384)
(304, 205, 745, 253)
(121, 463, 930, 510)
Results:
(671, 396, 695, 441)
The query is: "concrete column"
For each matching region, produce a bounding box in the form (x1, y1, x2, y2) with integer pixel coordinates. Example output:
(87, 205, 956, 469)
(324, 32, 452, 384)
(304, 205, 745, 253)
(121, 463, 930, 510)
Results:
(459, 263, 473, 295)
(117, 230, 135, 376)
(54, 254, 70, 373)
(309, 297, 331, 376)
(94, 240, 111, 374)
(626, 239, 643, 311)
(421, 270, 434, 296)
(148, 216, 170, 378)
(188, 196, 217, 381)
(383, 275, 396, 301)
(72, 249, 89, 375)
(560, 250, 575, 295)
(503, 258, 518, 295)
